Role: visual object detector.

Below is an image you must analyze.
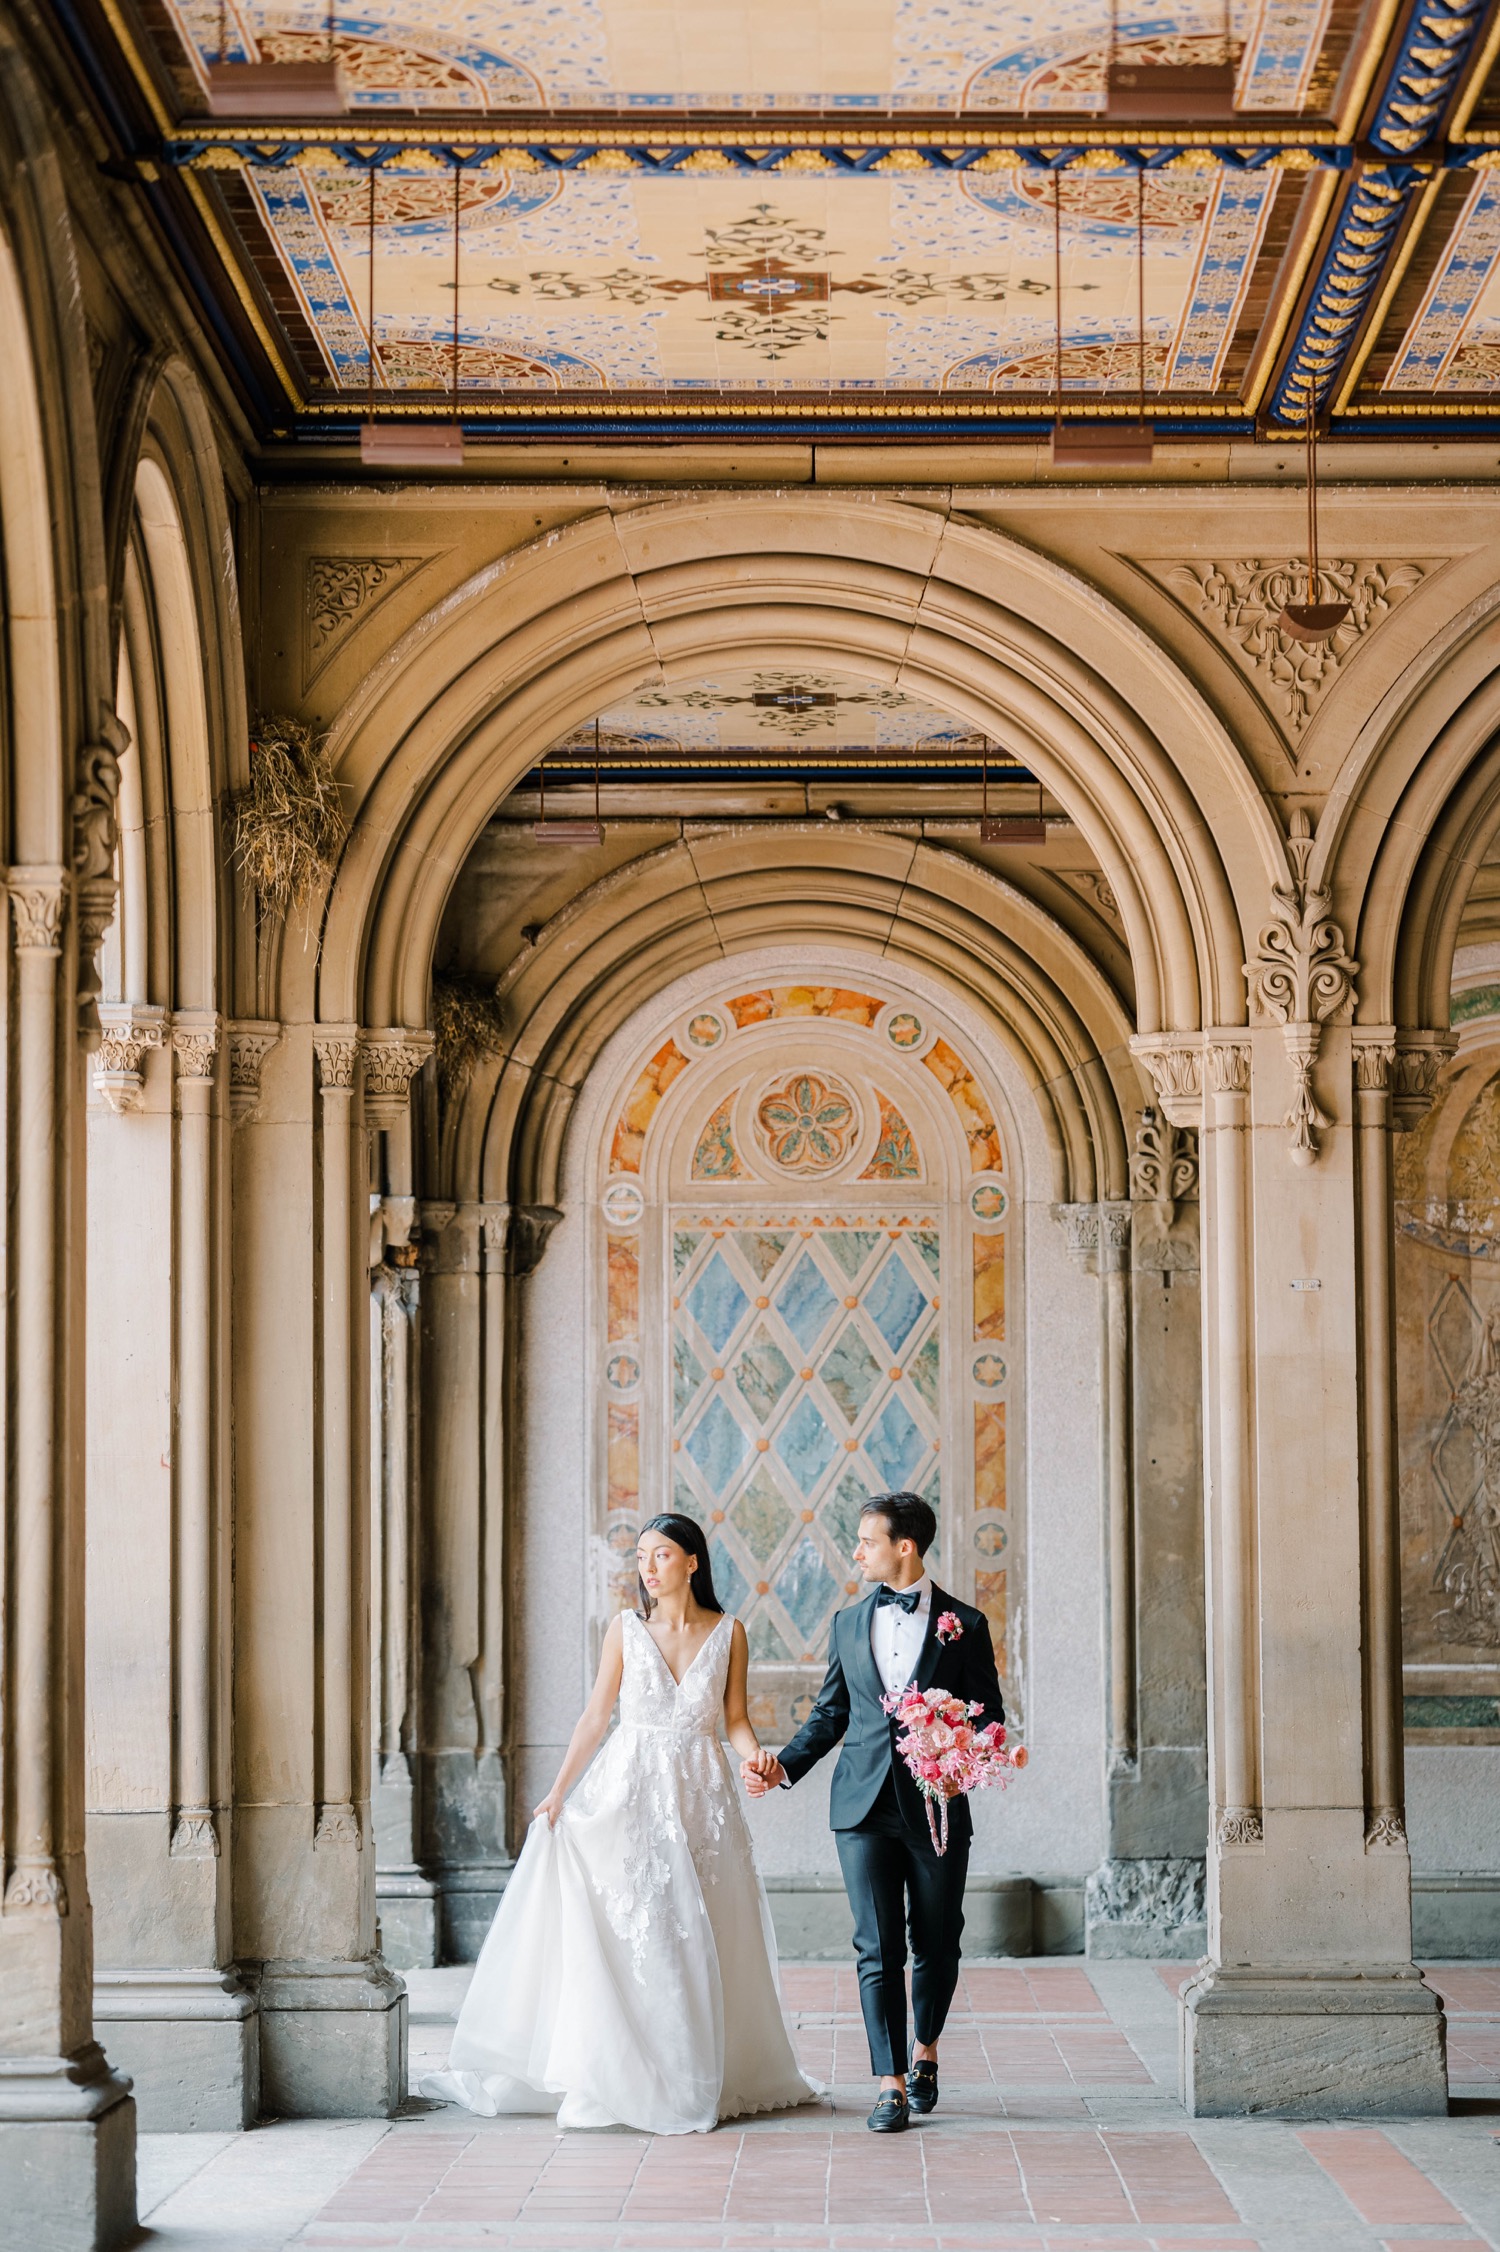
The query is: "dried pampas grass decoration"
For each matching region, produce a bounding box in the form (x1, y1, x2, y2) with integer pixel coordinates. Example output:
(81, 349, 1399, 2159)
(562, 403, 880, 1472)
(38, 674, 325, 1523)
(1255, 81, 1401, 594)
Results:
(432, 974, 505, 1108)
(235, 715, 348, 926)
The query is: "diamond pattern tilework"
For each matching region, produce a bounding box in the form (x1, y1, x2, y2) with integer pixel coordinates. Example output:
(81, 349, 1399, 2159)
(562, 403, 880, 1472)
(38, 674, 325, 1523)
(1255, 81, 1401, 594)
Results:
(670, 1215, 941, 1665)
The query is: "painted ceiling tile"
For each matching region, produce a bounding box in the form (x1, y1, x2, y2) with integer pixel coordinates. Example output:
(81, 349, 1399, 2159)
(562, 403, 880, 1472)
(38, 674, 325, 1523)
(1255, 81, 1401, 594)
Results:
(1385, 175, 1500, 395)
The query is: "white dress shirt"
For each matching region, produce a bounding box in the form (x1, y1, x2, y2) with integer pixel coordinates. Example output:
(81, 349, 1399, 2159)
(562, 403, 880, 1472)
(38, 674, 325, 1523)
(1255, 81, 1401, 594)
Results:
(869, 1574, 932, 1698)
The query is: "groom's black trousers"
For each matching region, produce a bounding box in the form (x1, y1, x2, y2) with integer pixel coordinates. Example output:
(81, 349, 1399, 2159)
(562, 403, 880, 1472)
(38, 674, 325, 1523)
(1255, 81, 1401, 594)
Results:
(835, 1776, 969, 2076)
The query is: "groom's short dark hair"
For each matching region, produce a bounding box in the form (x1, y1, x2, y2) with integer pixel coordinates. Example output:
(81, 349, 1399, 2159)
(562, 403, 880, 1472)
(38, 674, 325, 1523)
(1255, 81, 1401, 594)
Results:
(861, 1490, 936, 1557)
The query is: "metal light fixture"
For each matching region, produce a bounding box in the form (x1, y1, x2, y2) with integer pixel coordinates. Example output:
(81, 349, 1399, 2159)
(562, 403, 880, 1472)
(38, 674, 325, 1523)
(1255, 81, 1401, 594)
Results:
(359, 162, 466, 468)
(532, 725, 605, 845)
(1053, 165, 1155, 468)
(205, 0, 346, 114)
(979, 740, 1047, 845)
(1277, 396, 1351, 642)
(1106, 0, 1236, 118)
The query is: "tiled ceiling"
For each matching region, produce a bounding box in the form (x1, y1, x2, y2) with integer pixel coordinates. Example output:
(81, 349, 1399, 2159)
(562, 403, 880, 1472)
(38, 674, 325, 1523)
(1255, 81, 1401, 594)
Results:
(68, 0, 1500, 438)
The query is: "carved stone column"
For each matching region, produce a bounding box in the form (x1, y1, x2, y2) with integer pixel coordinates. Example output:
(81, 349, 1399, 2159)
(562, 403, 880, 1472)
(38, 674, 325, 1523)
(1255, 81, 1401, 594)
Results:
(232, 1021, 405, 2118)
(1085, 1108, 1208, 1960)
(0, 868, 136, 2241)
(370, 1252, 434, 1968)
(88, 1008, 256, 2130)
(417, 1199, 515, 1958)
(1140, 1017, 1446, 2115)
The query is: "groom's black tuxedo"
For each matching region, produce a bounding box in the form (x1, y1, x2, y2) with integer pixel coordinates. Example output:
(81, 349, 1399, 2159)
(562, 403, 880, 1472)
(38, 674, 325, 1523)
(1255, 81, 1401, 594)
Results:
(778, 1582, 1006, 1840)
(777, 1582, 1005, 2075)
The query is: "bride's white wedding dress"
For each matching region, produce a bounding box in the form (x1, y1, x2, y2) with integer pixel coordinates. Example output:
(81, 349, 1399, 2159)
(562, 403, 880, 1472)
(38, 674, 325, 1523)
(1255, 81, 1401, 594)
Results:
(420, 1610, 818, 2134)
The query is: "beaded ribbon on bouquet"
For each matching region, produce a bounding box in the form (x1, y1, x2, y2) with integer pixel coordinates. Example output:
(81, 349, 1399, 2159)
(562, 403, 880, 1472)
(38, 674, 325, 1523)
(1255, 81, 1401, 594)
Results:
(881, 1683, 1027, 1856)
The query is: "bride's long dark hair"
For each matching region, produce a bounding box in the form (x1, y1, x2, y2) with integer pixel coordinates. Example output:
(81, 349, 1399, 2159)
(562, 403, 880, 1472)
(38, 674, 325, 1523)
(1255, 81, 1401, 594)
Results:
(637, 1512, 724, 1618)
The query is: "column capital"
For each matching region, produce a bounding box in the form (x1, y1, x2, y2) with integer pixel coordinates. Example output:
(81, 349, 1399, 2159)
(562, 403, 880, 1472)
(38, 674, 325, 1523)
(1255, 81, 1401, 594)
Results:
(1391, 1029, 1457, 1132)
(93, 1002, 166, 1113)
(1130, 1033, 1203, 1126)
(361, 1027, 435, 1130)
(1054, 1201, 1100, 1273)
(227, 1020, 281, 1121)
(1205, 1036, 1252, 1097)
(172, 1011, 222, 1084)
(7, 865, 67, 955)
(1351, 1027, 1398, 1093)
(313, 1023, 360, 1093)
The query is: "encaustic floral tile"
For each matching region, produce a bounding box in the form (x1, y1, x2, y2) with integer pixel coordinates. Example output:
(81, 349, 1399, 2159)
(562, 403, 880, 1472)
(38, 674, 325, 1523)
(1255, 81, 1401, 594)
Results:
(247, 162, 1276, 398)
(166, 0, 1330, 112)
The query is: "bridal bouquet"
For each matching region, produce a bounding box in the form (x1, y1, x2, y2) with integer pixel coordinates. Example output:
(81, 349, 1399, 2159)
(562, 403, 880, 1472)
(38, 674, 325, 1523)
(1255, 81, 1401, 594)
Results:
(882, 1684, 1027, 1856)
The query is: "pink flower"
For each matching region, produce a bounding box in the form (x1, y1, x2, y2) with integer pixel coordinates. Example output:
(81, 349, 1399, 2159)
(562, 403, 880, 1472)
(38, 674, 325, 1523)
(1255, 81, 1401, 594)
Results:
(936, 1611, 963, 1644)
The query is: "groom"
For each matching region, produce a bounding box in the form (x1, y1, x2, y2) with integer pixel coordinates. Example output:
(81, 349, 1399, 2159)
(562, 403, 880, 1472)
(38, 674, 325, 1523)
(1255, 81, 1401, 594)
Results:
(744, 1489, 1004, 2133)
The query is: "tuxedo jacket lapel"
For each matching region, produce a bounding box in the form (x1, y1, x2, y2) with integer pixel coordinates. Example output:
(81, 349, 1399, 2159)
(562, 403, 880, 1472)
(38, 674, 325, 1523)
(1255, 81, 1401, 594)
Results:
(849, 1589, 886, 1709)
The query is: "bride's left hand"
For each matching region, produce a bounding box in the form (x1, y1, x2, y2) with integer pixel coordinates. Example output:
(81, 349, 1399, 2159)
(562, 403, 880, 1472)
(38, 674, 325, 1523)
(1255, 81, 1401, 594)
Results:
(533, 1788, 565, 1827)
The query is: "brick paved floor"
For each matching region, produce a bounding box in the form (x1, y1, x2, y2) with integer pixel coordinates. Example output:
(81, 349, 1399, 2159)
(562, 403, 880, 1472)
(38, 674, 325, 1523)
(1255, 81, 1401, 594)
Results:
(136, 1960, 1500, 2252)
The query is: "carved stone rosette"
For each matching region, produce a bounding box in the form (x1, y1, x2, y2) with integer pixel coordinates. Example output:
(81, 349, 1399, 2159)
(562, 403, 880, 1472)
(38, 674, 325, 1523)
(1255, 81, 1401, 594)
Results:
(227, 1020, 282, 1122)
(94, 1001, 166, 1112)
(1243, 811, 1357, 1166)
(361, 1027, 436, 1130)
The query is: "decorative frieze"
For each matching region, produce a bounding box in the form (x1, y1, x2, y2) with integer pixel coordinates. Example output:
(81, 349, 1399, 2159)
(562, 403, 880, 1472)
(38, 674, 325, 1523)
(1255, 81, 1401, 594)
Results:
(94, 1002, 166, 1112)
(228, 1021, 282, 1121)
(362, 1027, 436, 1130)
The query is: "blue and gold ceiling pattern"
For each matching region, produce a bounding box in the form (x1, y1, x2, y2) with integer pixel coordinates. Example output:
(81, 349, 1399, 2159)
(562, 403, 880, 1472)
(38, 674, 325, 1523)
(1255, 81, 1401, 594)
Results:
(70, 0, 1500, 436)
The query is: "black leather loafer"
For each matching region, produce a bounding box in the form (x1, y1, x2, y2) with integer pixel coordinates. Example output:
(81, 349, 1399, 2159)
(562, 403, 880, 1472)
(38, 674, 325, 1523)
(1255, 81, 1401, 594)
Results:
(908, 2056, 938, 2114)
(867, 2088, 909, 2133)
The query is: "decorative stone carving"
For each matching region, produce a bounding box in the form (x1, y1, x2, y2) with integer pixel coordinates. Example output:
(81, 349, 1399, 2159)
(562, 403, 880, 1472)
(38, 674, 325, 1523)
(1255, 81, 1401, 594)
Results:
(313, 1026, 360, 1092)
(1058, 867, 1124, 930)
(72, 706, 129, 1043)
(1055, 1202, 1101, 1273)
(3, 1860, 67, 1912)
(314, 1803, 362, 1848)
(1086, 1856, 1206, 1928)
(94, 1002, 166, 1112)
(1130, 1107, 1198, 1226)
(753, 1070, 859, 1174)
(228, 1021, 282, 1121)
(1366, 1809, 1408, 1851)
(1156, 558, 1436, 738)
(8, 867, 66, 954)
(506, 1204, 564, 1278)
(1206, 1039, 1251, 1096)
(172, 1013, 221, 1082)
(1130, 1035, 1202, 1127)
(1244, 810, 1357, 1165)
(1218, 1806, 1264, 1847)
(169, 1809, 219, 1858)
(1353, 1036, 1397, 1093)
(304, 554, 424, 684)
(1391, 1032, 1457, 1132)
(1098, 1201, 1133, 1274)
(361, 1028, 436, 1130)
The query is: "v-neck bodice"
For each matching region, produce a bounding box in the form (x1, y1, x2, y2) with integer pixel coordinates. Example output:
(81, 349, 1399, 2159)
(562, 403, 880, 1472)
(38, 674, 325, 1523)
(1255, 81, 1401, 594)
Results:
(621, 1610, 731, 1737)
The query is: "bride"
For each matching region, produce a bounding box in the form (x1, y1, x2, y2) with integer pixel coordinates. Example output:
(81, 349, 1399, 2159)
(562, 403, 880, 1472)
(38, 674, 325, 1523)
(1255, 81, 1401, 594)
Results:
(421, 1512, 819, 2134)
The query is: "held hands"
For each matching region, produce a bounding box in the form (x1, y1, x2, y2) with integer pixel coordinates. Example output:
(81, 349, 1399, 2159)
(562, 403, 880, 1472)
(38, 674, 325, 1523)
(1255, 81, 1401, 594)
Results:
(740, 1747, 787, 1797)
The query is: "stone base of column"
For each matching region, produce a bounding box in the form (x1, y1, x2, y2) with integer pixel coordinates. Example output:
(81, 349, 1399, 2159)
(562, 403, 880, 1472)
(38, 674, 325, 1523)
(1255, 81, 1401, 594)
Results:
(253, 1958, 407, 2117)
(0, 2045, 136, 2251)
(376, 1870, 440, 1971)
(1086, 1858, 1207, 1960)
(93, 1968, 259, 2130)
(434, 1862, 511, 1963)
(1180, 1964, 1448, 2117)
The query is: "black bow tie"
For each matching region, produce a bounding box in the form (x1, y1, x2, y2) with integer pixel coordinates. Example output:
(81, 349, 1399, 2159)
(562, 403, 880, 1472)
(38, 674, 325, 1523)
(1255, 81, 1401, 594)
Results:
(876, 1585, 921, 1614)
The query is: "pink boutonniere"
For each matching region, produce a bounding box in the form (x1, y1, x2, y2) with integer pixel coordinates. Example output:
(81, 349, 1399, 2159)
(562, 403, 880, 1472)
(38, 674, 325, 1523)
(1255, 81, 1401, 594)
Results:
(936, 1611, 963, 1644)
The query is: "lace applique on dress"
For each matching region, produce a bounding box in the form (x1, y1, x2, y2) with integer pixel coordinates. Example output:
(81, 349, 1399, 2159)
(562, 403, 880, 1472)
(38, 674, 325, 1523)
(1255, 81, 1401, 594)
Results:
(595, 1611, 736, 1978)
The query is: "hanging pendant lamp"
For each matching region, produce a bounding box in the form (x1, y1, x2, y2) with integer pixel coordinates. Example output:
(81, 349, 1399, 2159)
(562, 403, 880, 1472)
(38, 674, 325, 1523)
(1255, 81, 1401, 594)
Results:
(1106, 0, 1237, 119)
(206, 0, 346, 115)
(1053, 164, 1155, 468)
(1277, 394, 1350, 642)
(359, 160, 465, 469)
